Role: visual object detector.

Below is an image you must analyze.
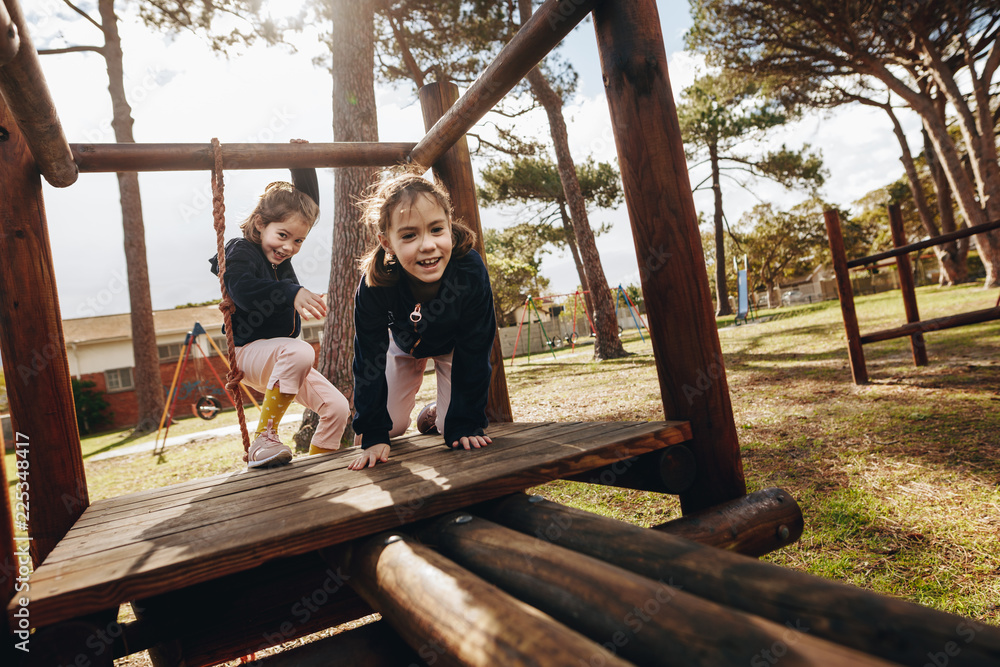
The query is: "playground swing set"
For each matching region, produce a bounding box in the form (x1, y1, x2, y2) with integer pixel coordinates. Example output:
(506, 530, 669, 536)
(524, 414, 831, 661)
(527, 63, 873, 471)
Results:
(2, 0, 999, 665)
(153, 322, 262, 456)
(509, 286, 647, 365)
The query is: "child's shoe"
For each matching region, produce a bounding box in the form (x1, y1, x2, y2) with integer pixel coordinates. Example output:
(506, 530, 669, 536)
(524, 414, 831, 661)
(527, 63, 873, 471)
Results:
(416, 402, 439, 435)
(246, 420, 293, 469)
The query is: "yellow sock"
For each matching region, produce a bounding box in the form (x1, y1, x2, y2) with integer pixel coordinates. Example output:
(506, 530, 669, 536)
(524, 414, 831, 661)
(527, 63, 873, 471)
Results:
(309, 444, 332, 456)
(255, 384, 295, 437)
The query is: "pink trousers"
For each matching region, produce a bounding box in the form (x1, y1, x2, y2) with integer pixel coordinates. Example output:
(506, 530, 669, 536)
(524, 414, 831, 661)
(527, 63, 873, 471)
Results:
(236, 337, 350, 450)
(384, 337, 453, 438)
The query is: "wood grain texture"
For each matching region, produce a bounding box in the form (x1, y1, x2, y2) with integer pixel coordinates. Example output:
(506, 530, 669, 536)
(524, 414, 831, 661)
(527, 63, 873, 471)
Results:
(593, 0, 745, 512)
(651, 487, 803, 557)
(824, 209, 869, 384)
(484, 494, 1000, 666)
(859, 307, 1000, 344)
(888, 204, 928, 365)
(340, 532, 632, 667)
(419, 81, 513, 423)
(0, 0, 77, 186)
(408, 0, 599, 168)
(0, 96, 88, 565)
(420, 514, 894, 667)
(9, 420, 689, 628)
(71, 142, 415, 172)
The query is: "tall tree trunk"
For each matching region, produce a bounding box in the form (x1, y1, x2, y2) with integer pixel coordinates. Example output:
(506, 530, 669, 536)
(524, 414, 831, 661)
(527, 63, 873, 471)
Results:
(295, 0, 378, 450)
(98, 0, 164, 433)
(872, 58, 1000, 286)
(710, 143, 731, 316)
(883, 101, 965, 285)
(518, 2, 627, 360)
(558, 203, 594, 318)
(922, 122, 968, 285)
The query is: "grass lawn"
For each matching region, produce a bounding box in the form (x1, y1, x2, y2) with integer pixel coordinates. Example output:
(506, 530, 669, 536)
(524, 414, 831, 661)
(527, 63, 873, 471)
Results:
(5, 282, 999, 663)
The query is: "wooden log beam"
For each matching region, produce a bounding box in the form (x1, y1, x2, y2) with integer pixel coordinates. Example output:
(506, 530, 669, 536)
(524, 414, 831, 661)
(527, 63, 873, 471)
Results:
(847, 218, 1000, 269)
(419, 81, 513, 423)
(594, 0, 745, 512)
(565, 443, 697, 494)
(330, 532, 632, 667)
(888, 204, 928, 366)
(70, 142, 415, 173)
(0, 94, 87, 564)
(483, 493, 1000, 666)
(420, 513, 891, 666)
(408, 0, 599, 168)
(253, 621, 419, 667)
(825, 209, 869, 384)
(859, 306, 1000, 344)
(0, 0, 77, 187)
(0, 1, 19, 66)
(651, 487, 803, 557)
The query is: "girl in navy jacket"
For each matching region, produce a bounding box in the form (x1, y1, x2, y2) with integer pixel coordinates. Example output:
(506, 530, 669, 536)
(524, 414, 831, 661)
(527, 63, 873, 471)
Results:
(210, 167, 349, 468)
(349, 172, 496, 470)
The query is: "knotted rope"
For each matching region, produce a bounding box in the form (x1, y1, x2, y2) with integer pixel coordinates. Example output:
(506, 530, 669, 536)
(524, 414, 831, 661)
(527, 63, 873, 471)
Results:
(210, 138, 252, 455)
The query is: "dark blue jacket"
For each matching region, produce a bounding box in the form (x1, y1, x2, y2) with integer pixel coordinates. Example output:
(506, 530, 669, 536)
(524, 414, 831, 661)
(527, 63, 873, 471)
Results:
(209, 238, 302, 347)
(207, 168, 318, 347)
(352, 249, 496, 448)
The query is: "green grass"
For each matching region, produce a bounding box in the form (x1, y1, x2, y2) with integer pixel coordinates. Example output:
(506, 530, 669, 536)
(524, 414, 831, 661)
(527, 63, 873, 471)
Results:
(5, 283, 1000, 644)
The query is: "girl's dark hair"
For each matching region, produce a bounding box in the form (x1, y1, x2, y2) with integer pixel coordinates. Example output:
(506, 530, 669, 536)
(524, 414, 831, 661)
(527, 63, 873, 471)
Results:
(239, 181, 320, 244)
(358, 171, 476, 287)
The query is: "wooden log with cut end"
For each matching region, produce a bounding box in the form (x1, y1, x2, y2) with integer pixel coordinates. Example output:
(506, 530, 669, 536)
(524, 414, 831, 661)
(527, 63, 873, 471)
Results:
(420, 513, 894, 667)
(329, 532, 632, 667)
(651, 486, 803, 557)
(483, 493, 1000, 666)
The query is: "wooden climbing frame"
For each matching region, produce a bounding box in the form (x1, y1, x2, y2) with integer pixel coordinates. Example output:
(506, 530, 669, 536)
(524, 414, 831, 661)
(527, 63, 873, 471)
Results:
(2, 0, 999, 665)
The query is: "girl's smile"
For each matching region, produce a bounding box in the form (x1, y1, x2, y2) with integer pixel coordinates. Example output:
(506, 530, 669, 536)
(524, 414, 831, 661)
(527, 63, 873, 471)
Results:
(380, 193, 454, 296)
(257, 213, 311, 266)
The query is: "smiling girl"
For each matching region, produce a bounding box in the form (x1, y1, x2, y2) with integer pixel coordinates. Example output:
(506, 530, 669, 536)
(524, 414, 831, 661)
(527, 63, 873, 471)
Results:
(210, 168, 349, 468)
(349, 172, 496, 470)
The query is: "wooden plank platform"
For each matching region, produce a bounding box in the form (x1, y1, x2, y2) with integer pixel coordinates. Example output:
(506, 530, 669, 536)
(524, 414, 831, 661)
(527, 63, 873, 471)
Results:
(11, 420, 690, 629)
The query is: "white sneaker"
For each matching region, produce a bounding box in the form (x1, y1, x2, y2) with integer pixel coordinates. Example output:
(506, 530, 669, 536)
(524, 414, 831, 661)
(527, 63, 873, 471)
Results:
(246, 420, 293, 469)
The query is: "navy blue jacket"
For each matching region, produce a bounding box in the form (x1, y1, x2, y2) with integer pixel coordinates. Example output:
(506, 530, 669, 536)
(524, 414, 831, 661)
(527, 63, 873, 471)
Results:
(352, 249, 495, 448)
(207, 168, 317, 347)
(209, 239, 302, 347)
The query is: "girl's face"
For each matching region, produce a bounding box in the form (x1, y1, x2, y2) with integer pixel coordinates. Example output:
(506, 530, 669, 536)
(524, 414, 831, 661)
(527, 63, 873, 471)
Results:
(380, 193, 454, 292)
(256, 213, 311, 266)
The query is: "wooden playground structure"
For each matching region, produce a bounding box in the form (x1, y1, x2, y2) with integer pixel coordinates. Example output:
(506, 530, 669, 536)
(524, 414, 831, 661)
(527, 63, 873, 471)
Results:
(825, 205, 1000, 384)
(2, 0, 999, 664)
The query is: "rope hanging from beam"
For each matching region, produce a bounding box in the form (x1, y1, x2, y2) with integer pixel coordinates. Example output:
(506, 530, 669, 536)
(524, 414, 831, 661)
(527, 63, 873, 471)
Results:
(210, 138, 251, 455)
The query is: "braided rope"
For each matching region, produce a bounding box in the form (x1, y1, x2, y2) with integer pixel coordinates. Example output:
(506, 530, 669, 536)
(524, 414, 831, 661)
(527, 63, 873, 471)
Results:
(210, 138, 252, 456)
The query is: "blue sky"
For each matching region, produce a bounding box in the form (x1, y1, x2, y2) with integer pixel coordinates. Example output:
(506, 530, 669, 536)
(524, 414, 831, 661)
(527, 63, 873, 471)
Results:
(29, 2, 918, 321)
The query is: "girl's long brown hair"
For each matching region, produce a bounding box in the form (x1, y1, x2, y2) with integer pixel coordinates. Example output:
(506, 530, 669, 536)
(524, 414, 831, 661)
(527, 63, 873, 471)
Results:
(358, 171, 475, 287)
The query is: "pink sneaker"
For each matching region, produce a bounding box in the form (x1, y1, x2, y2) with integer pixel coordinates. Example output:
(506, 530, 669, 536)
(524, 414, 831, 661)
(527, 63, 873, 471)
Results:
(246, 420, 292, 469)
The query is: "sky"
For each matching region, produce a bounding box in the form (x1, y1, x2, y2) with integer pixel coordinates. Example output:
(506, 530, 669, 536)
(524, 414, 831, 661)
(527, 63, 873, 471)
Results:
(26, 1, 922, 322)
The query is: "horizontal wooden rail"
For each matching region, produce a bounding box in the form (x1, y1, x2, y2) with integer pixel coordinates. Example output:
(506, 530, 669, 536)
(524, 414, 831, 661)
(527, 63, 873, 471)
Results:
(859, 306, 1000, 344)
(847, 218, 1000, 269)
(71, 142, 416, 172)
(0, 1, 19, 66)
(408, 0, 598, 167)
(0, 0, 77, 187)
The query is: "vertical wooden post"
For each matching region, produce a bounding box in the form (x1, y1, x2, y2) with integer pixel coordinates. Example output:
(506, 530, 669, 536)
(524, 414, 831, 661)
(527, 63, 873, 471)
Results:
(824, 210, 869, 384)
(887, 204, 928, 366)
(593, 0, 745, 512)
(418, 81, 513, 423)
(0, 96, 88, 564)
